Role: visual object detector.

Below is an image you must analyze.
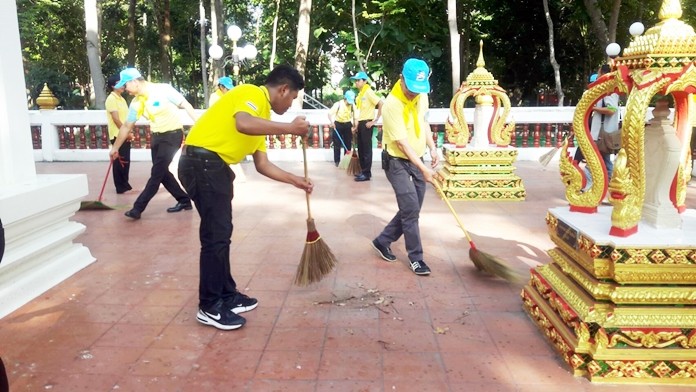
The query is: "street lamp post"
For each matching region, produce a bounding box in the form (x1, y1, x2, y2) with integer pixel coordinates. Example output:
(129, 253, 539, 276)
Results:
(208, 24, 257, 84)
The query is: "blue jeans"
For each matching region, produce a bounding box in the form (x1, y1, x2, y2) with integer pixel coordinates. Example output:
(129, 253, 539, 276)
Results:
(178, 147, 237, 309)
(583, 151, 613, 190)
(376, 158, 426, 262)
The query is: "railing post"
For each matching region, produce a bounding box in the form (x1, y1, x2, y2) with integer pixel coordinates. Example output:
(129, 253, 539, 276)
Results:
(533, 124, 541, 147)
(323, 125, 331, 149)
(545, 124, 552, 147)
(312, 125, 319, 148)
(522, 124, 529, 148)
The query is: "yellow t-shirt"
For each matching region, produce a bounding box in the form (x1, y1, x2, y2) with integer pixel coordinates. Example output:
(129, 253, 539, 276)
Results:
(381, 82, 429, 159)
(208, 89, 224, 107)
(356, 84, 381, 121)
(105, 92, 128, 140)
(126, 82, 185, 133)
(185, 84, 269, 164)
(329, 100, 354, 123)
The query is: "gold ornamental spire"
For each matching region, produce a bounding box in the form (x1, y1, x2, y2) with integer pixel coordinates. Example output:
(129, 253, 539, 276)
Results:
(616, 0, 696, 69)
(659, 0, 682, 20)
(465, 40, 497, 86)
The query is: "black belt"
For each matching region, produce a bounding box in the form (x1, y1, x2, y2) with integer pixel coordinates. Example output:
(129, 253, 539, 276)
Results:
(153, 128, 183, 135)
(182, 145, 221, 159)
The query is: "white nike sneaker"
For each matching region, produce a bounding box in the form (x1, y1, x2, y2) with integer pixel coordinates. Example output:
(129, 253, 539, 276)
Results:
(196, 299, 246, 330)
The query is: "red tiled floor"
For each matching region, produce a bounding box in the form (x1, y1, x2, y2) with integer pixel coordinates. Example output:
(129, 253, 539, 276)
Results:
(0, 160, 693, 390)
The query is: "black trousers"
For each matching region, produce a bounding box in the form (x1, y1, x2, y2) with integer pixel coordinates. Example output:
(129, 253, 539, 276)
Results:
(332, 121, 352, 165)
(132, 129, 189, 213)
(178, 146, 237, 308)
(110, 137, 132, 193)
(356, 120, 373, 177)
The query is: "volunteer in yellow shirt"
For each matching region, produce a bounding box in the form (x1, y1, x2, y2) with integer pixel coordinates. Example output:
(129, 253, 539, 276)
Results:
(109, 68, 197, 219)
(371, 58, 439, 276)
(350, 71, 383, 181)
(178, 64, 313, 331)
(208, 76, 234, 107)
(327, 90, 357, 166)
(105, 74, 132, 194)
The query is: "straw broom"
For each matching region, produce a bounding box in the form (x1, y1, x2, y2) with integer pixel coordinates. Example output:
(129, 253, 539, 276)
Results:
(432, 181, 525, 284)
(80, 159, 116, 211)
(346, 134, 362, 176)
(538, 135, 569, 167)
(334, 128, 352, 169)
(294, 138, 338, 286)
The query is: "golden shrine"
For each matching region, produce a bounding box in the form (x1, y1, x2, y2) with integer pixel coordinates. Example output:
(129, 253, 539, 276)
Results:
(522, 0, 696, 384)
(437, 41, 525, 201)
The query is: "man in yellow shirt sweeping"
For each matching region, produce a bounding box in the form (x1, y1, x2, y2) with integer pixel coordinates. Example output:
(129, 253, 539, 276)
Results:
(371, 58, 439, 276)
(178, 65, 313, 331)
(110, 68, 198, 220)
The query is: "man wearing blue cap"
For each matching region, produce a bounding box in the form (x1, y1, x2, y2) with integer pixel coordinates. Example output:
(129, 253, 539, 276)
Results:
(327, 90, 357, 166)
(371, 58, 439, 276)
(109, 67, 198, 219)
(350, 71, 383, 181)
(209, 76, 234, 107)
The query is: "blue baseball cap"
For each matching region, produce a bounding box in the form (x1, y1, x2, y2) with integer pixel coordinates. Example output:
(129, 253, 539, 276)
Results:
(115, 68, 142, 89)
(589, 73, 598, 83)
(218, 76, 234, 90)
(350, 71, 369, 81)
(344, 90, 356, 104)
(402, 58, 430, 94)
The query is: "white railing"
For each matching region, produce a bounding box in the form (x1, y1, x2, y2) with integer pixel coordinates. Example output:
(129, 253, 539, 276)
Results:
(28, 106, 649, 163)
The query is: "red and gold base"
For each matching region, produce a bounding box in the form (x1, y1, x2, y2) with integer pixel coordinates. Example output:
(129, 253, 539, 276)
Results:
(522, 207, 696, 385)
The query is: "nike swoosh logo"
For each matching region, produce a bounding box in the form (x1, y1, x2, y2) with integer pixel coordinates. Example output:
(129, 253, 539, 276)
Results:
(205, 312, 221, 321)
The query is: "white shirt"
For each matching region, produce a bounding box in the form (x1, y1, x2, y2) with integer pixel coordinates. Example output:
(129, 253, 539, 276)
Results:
(590, 93, 619, 140)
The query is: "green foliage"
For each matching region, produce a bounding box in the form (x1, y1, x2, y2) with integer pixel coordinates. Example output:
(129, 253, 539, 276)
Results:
(17, 0, 696, 110)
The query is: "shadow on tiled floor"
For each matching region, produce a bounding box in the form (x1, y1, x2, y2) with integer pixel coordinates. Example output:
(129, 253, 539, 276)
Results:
(1, 158, 694, 391)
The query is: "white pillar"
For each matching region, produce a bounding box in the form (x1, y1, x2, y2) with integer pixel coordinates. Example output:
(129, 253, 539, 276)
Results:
(0, 1, 36, 187)
(0, 2, 94, 319)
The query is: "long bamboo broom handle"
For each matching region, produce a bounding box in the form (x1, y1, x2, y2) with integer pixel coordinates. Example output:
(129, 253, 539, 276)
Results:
(302, 137, 312, 220)
(432, 181, 477, 250)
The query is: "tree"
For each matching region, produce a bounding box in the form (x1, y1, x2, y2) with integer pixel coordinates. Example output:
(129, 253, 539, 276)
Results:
(543, 0, 564, 106)
(199, 0, 209, 106)
(583, 0, 622, 53)
(127, 0, 136, 66)
(84, 0, 106, 109)
(447, 0, 461, 94)
(293, 0, 312, 108)
(152, 0, 172, 82)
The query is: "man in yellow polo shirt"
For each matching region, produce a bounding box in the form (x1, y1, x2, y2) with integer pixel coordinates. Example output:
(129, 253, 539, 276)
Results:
(350, 71, 383, 181)
(105, 74, 132, 194)
(178, 64, 313, 331)
(109, 68, 197, 219)
(371, 58, 439, 276)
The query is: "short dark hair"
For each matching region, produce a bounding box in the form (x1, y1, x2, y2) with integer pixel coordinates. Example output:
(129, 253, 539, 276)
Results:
(265, 64, 305, 91)
(106, 74, 120, 91)
(599, 64, 611, 75)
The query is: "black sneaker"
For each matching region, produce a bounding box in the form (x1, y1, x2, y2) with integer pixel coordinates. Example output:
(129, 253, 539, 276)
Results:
(124, 209, 141, 220)
(197, 299, 246, 330)
(371, 239, 396, 262)
(225, 291, 258, 314)
(409, 260, 431, 276)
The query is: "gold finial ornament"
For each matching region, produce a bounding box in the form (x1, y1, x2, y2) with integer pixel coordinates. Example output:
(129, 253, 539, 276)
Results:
(36, 83, 59, 110)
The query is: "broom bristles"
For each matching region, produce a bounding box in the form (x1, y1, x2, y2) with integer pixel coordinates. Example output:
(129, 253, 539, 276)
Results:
(338, 151, 352, 169)
(346, 150, 362, 176)
(538, 147, 559, 167)
(294, 218, 338, 286)
(470, 248, 526, 284)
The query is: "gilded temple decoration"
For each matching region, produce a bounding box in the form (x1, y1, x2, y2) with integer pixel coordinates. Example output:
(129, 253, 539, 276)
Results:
(560, 0, 696, 236)
(445, 40, 515, 147)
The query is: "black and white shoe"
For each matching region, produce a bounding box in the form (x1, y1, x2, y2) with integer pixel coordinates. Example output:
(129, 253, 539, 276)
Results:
(371, 239, 397, 262)
(409, 260, 431, 276)
(225, 291, 258, 314)
(197, 299, 246, 330)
